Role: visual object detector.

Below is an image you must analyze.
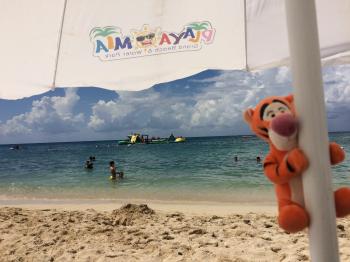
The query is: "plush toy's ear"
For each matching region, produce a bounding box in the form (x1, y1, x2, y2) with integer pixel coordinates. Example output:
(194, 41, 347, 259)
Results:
(285, 94, 294, 103)
(243, 108, 254, 124)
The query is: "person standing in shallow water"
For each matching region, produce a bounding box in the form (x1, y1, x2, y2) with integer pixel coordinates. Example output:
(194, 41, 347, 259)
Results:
(109, 161, 124, 180)
(109, 161, 117, 179)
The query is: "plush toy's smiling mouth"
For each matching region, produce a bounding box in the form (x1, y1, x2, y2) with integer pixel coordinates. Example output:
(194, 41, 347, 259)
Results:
(269, 129, 297, 151)
(269, 113, 298, 151)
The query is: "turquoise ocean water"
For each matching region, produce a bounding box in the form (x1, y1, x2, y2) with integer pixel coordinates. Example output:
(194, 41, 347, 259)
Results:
(0, 133, 349, 203)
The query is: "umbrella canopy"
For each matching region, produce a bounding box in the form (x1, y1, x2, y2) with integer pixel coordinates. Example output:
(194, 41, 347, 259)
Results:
(0, 0, 349, 261)
(0, 0, 349, 99)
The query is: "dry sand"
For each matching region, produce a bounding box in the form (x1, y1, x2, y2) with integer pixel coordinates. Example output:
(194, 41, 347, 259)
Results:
(0, 203, 350, 262)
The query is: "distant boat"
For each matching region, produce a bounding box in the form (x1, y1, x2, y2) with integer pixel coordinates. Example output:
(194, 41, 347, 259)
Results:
(118, 133, 185, 145)
(118, 133, 149, 145)
(149, 138, 168, 144)
(118, 140, 130, 145)
(9, 145, 20, 150)
(174, 137, 186, 143)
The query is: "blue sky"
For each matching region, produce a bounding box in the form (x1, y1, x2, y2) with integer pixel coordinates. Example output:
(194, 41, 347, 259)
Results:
(1, 65, 350, 144)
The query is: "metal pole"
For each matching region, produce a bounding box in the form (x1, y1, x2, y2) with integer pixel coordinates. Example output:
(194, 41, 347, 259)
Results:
(284, 0, 339, 261)
(52, 0, 68, 88)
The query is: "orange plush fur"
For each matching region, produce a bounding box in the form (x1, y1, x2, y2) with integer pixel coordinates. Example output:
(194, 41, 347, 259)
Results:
(243, 94, 350, 233)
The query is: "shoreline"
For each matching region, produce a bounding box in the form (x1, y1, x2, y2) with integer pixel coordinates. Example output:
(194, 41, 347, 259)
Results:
(0, 198, 277, 215)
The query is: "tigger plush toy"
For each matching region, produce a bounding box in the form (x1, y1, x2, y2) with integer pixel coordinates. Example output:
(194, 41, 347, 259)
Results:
(243, 94, 350, 233)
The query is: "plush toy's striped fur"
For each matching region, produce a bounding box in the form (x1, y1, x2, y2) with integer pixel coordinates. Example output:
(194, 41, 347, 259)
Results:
(244, 95, 350, 233)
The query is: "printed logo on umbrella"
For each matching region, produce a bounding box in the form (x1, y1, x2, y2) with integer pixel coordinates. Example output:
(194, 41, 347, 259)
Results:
(89, 22, 216, 61)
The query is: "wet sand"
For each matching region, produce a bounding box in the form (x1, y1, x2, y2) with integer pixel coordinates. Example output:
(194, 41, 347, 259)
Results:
(0, 203, 349, 261)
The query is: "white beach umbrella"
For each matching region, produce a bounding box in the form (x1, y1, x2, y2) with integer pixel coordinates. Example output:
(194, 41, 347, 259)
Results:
(0, 0, 349, 100)
(0, 0, 349, 260)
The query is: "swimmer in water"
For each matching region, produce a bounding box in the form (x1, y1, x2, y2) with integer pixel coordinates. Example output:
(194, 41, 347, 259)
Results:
(85, 160, 93, 169)
(109, 161, 124, 180)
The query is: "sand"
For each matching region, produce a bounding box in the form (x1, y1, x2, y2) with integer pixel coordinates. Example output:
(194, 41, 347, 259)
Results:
(0, 203, 350, 262)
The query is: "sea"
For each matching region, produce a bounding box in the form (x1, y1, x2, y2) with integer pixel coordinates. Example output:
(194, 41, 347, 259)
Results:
(0, 133, 350, 203)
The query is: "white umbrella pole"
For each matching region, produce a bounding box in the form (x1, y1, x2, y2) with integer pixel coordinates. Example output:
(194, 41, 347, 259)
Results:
(284, 0, 339, 261)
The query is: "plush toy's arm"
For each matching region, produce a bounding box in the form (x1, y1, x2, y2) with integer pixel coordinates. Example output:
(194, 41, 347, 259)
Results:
(263, 148, 308, 185)
(263, 154, 294, 185)
(329, 142, 345, 165)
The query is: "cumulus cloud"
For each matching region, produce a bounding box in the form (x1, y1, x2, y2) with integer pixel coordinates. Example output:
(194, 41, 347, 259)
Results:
(88, 90, 190, 133)
(0, 89, 84, 136)
(2, 64, 350, 143)
(87, 69, 295, 135)
(324, 65, 350, 108)
(87, 65, 350, 137)
(322, 65, 350, 130)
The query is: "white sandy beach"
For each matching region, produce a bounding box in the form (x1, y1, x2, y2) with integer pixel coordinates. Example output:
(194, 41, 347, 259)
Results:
(1, 201, 350, 261)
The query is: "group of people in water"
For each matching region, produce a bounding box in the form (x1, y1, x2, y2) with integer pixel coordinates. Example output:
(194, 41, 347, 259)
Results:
(234, 155, 261, 163)
(85, 153, 260, 179)
(84, 156, 124, 180)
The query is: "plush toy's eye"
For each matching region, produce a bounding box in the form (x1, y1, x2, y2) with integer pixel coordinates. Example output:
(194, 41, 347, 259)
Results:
(263, 102, 291, 121)
(265, 110, 277, 120)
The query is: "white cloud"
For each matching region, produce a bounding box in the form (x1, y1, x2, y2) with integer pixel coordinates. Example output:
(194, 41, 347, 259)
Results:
(324, 65, 350, 106)
(275, 66, 291, 83)
(2, 65, 350, 143)
(87, 65, 350, 137)
(0, 89, 84, 136)
(87, 69, 294, 135)
(321, 65, 350, 131)
(88, 91, 163, 131)
(0, 114, 31, 135)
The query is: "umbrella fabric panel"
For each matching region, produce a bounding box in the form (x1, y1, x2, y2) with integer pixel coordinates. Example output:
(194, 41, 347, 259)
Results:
(246, 0, 289, 69)
(246, 0, 350, 70)
(1, 0, 350, 99)
(0, 0, 65, 99)
(54, 0, 246, 92)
